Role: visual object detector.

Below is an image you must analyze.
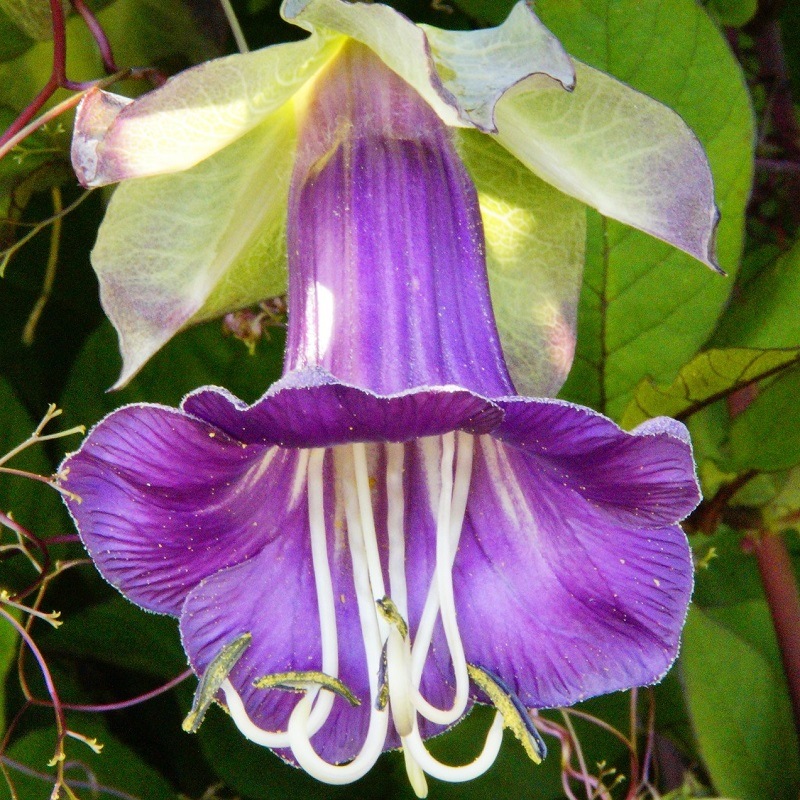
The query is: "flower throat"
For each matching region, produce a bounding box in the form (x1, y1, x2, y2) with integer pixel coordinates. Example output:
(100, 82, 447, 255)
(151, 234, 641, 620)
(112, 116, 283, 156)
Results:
(284, 40, 516, 398)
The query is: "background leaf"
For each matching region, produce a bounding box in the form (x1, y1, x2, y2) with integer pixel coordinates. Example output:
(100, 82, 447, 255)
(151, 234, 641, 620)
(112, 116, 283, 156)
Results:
(5, 716, 178, 799)
(712, 236, 800, 349)
(59, 319, 286, 434)
(540, 0, 754, 419)
(682, 602, 800, 800)
(621, 346, 800, 429)
(728, 366, 800, 472)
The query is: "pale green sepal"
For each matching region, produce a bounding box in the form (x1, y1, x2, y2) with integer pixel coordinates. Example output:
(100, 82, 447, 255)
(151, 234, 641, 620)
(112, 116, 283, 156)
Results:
(281, 0, 574, 132)
(94, 109, 296, 388)
(183, 632, 252, 734)
(253, 671, 361, 707)
(72, 31, 340, 187)
(467, 663, 547, 764)
(494, 60, 720, 271)
(420, 1, 575, 130)
(457, 130, 585, 397)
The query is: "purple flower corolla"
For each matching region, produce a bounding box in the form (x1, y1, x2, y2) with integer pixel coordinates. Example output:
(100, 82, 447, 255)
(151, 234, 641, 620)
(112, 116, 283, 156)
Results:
(61, 43, 699, 795)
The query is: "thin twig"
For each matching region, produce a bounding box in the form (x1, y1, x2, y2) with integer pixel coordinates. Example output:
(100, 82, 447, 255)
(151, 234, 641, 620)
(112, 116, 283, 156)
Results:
(219, 0, 249, 53)
(23, 186, 63, 344)
(30, 669, 193, 713)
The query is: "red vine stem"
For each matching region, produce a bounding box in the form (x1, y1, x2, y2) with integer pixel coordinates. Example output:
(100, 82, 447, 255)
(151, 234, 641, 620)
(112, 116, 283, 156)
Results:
(70, 0, 116, 73)
(29, 669, 192, 713)
(0, 0, 165, 155)
(752, 531, 800, 738)
(0, 606, 68, 763)
(0, 0, 68, 149)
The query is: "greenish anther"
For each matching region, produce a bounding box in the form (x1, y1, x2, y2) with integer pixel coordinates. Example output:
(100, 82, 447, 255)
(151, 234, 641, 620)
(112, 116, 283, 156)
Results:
(467, 663, 547, 764)
(182, 631, 252, 733)
(376, 595, 409, 639)
(253, 670, 361, 707)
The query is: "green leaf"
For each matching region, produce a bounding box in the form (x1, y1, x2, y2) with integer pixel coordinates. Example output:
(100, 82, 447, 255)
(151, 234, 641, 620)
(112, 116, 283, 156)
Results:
(712, 236, 800, 349)
(0, 376, 67, 540)
(38, 595, 186, 679)
(0, 0, 60, 40)
(59, 319, 285, 431)
(543, 0, 753, 418)
(457, 130, 585, 396)
(621, 347, 800, 430)
(0, 607, 19, 736)
(763, 467, 800, 533)
(706, 0, 757, 26)
(682, 603, 800, 800)
(6, 716, 177, 800)
(691, 528, 772, 609)
(728, 366, 800, 472)
(0, 5, 34, 62)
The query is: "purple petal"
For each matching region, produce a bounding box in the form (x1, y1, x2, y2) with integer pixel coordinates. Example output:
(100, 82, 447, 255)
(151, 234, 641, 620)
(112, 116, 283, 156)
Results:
(455, 433, 693, 708)
(283, 43, 516, 397)
(60, 404, 305, 615)
(493, 398, 700, 526)
(179, 513, 374, 764)
(179, 443, 456, 762)
(182, 370, 503, 448)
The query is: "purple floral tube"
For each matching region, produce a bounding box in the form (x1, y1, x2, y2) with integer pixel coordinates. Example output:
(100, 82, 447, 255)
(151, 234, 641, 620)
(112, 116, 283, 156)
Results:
(59, 42, 699, 795)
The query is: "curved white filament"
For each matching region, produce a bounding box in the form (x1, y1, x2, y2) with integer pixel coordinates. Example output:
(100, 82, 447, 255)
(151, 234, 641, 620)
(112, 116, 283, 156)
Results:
(285, 446, 388, 781)
(222, 679, 291, 748)
(288, 692, 389, 784)
(410, 433, 473, 725)
(225, 435, 499, 793)
(352, 442, 387, 604)
(402, 711, 504, 783)
(384, 441, 416, 737)
(306, 447, 338, 732)
(222, 448, 339, 746)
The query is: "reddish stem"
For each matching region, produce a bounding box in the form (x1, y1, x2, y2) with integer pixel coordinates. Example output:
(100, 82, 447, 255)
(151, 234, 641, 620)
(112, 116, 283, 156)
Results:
(0, 510, 52, 599)
(752, 531, 800, 738)
(70, 0, 117, 73)
(29, 669, 192, 713)
(0, 0, 66, 148)
(0, 606, 67, 750)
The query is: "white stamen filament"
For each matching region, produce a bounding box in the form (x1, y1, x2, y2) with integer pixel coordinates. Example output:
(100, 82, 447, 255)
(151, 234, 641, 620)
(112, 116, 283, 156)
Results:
(352, 442, 388, 606)
(223, 434, 504, 792)
(305, 448, 339, 731)
(385, 441, 416, 738)
(410, 432, 473, 725)
(286, 446, 389, 782)
(386, 442, 408, 619)
(222, 448, 339, 746)
(403, 711, 505, 782)
(222, 678, 290, 748)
